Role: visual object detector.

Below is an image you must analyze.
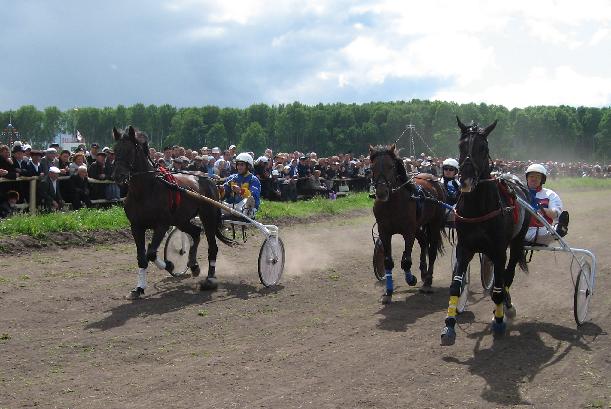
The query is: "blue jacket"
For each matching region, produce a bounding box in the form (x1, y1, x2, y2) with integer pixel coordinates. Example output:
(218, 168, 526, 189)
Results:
(223, 172, 261, 209)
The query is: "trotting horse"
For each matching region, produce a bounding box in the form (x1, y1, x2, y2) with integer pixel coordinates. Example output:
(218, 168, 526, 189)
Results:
(370, 144, 446, 302)
(440, 118, 531, 345)
(112, 126, 234, 299)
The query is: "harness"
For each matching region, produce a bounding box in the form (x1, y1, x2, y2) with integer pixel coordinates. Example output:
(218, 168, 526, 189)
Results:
(453, 178, 516, 224)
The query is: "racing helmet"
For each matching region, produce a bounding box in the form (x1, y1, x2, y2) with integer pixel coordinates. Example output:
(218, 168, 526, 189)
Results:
(442, 158, 459, 171)
(525, 163, 547, 184)
(235, 152, 254, 169)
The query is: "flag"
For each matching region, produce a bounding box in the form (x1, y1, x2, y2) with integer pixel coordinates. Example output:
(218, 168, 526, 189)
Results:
(76, 130, 83, 142)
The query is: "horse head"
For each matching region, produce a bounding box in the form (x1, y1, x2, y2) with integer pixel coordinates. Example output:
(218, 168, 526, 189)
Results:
(112, 125, 153, 185)
(369, 144, 407, 202)
(456, 116, 497, 193)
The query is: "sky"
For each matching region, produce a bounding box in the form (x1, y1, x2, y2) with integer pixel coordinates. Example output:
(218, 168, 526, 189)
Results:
(1, 0, 611, 111)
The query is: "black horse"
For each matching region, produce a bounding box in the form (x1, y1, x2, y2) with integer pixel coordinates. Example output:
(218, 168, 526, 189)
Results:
(370, 144, 446, 302)
(112, 126, 233, 299)
(440, 118, 531, 345)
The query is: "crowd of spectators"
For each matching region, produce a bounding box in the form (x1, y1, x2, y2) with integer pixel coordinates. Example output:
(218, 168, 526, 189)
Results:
(1, 138, 610, 220)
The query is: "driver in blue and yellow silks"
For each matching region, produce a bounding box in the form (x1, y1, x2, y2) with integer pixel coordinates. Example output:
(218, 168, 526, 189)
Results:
(222, 152, 261, 217)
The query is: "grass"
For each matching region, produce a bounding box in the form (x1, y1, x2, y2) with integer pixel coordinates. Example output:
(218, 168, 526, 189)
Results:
(546, 177, 611, 191)
(1, 177, 608, 238)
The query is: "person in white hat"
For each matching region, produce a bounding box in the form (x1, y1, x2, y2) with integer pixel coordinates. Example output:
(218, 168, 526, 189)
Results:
(37, 166, 64, 211)
(441, 158, 460, 206)
(222, 152, 261, 216)
(525, 163, 569, 244)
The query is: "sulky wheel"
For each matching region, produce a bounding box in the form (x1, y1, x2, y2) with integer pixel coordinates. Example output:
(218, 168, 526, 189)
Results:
(163, 228, 192, 277)
(479, 253, 494, 293)
(373, 238, 385, 281)
(258, 236, 285, 287)
(574, 260, 593, 325)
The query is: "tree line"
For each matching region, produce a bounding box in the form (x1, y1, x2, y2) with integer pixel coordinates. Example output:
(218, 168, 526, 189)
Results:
(2, 100, 610, 162)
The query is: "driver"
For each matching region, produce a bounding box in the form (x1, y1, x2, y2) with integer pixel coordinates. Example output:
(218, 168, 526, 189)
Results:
(525, 163, 569, 244)
(441, 158, 460, 206)
(222, 152, 261, 217)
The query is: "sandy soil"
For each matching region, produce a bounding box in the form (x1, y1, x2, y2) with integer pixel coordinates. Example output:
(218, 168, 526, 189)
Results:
(0, 190, 609, 408)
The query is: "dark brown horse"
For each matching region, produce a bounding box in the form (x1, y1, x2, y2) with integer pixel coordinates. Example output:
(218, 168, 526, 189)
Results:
(112, 126, 233, 299)
(370, 144, 446, 302)
(440, 118, 530, 345)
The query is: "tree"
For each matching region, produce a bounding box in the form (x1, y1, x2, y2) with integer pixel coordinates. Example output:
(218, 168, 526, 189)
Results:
(240, 122, 267, 154)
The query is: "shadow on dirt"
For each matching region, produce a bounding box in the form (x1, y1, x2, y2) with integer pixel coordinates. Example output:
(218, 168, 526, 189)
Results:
(85, 279, 284, 331)
(443, 321, 604, 406)
(375, 286, 452, 332)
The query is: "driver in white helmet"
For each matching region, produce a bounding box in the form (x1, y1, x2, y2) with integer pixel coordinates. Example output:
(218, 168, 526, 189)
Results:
(441, 158, 460, 206)
(222, 152, 261, 217)
(525, 163, 569, 244)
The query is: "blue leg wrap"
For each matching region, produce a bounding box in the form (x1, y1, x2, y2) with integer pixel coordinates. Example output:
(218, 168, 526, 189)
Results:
(405, 270, 417, 286)
(385, 270, 394, 294)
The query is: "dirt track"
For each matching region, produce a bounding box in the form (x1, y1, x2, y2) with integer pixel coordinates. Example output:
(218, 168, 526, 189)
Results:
(1, 190, 609, 408)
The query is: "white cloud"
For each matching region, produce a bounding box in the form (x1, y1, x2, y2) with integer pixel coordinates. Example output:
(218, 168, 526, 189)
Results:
(433, 66, 611, 108)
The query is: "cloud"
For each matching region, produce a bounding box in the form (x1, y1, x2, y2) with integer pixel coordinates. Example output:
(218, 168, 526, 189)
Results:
(433, 66, 611, 108)
(1, 0, 611, 110)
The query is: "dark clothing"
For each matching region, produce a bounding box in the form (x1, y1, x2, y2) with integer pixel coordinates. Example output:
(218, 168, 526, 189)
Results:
(88, 161, 107, 199)
(39, 157, 56, 176)
(0, 156, 17, 201)
(25, 161, 44, 178)
(297, 163, 311, 178)
(442, 177, 460, 206)
(69, 174, 93, 210)
(0, 201, 17, 219)
(37, 176, 63, 211)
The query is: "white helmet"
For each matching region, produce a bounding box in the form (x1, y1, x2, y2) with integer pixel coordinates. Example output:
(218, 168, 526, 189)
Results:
(526, 163, 547, 183)
(442, 158, 459, 170)
(235, 152, 254, 168)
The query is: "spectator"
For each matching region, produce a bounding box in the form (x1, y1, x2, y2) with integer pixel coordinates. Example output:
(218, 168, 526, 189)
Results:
(69, 165, 93, 210)
(104, 149, 121, 202)
(88, 151, 108, 199)
(40, 148, 58, 176)
(0, 190, 19, 218)
(38, 166, 64, 211)
(87, 143, 100, 166)
(68, 153, 87, 175)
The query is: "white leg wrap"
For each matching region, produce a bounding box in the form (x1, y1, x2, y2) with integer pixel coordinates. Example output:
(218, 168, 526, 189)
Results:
(137, 268, 148, 289)
(154, 257, 166, 270)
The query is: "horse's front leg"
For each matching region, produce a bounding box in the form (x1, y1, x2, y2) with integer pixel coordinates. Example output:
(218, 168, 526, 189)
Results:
(401, 231, 418, 287)
(129, 225, 148, 299)
(491, 252, 508, 337)
(146, 225, 171, 272)
(380, 232, 394, 304)
(441, 245, 474, 345)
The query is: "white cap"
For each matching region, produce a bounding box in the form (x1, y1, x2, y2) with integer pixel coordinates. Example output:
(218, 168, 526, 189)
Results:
(78, 165, 88, 171)
(211, 147, 221, 154)
(49, 166, 61, 174)
(257, 156, 269, 163)
(46, 148, 57, 154)
(228, 144, 236, 150)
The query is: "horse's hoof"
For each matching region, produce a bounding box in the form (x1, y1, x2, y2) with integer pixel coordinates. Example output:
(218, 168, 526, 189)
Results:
(405, 273, 418, 286)
(419, 284, 434, 294)
(505, 303, 517, 320)
(491, 320, 507, 337)
(380, 293, 392, 305)
(165, 260, 174, 275)
(127, 287, 145, 300)
(199, 277, 218, 291)
(190, 263, 200, 277)
(440, 326, 456, 346)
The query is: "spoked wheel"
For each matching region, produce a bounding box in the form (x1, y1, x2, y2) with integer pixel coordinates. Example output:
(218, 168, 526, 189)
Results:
(258, 236, 285, 287)
(479, 254, 494, 292)
(451, 246, 471, 314)
(373, 238, 385, 281)
(574, 260, 593, 325)
(163, 228, 193, 277)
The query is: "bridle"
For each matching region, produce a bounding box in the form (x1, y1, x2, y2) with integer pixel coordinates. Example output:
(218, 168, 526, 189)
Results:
(114, 137, 157, 185)
(459, 128, 493, 188)
(371, 151, 412, 194)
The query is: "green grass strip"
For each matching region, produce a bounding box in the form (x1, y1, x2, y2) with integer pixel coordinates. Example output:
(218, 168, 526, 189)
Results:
(2, 177, 608, 238)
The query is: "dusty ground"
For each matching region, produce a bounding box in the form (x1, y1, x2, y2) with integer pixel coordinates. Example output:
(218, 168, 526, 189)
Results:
(0, 190, 609, 409)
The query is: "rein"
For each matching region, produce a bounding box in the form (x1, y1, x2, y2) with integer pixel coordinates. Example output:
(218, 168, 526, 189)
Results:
(453, 178, 514, 223)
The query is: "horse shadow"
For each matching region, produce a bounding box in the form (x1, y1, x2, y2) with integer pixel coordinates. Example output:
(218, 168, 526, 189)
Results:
(85, 278, 284, 331)
(443, 321, 604, 406)
(375, 286, 460, 332)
